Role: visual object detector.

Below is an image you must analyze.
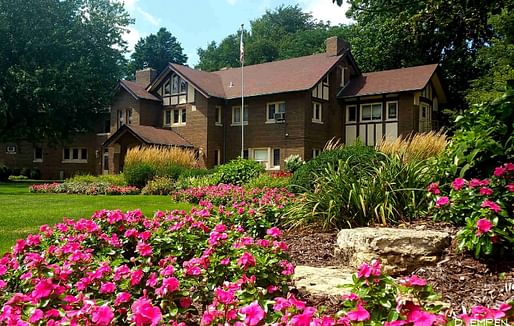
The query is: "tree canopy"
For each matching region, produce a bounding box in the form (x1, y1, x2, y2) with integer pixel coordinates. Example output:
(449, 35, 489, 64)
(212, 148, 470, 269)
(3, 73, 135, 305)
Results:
(0, 0, 131, 144)
(196, 5, 343, 71)
(127, 27, 188, 77)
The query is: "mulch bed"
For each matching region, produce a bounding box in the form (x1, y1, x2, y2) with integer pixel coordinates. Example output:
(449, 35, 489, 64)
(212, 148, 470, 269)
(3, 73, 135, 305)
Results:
(283, 220, 514, 313)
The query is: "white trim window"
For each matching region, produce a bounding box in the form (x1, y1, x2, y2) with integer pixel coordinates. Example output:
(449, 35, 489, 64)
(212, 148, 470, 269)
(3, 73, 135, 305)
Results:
(340, 66, 348, 87)
(33, 147, 43, 162)
(386, 101, 398, 121)
(172, 108, 187, 126)
(312, 102, 323, 123)
(63, 147, 88, 163)
(215, 106, 223, 126)
(250, 148, 280, 170)
(117, 109, 124, 128)
(346, 104, 357, 123)
(232, 106, 248, 126)
(266, 102, 286, 123)
(164, 110, 172, 126)
(126, 108, 133, 125)
(361, 103, 382, 122)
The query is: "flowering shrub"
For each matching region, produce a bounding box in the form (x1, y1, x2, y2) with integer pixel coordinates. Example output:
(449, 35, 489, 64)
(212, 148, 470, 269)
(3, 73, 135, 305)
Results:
(0, 208, 293, 324)
(284, 154, 304, 173)
(429, 162, 514, 257)
(141, 176, 176, 195)
(29, 182, 140, 195)
(172, 185, 295, 237)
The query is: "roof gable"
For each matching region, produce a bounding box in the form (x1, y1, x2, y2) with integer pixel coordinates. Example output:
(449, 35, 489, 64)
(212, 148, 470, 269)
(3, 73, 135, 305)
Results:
(338, 64, 440, 98)
(103, 125, 192, 148)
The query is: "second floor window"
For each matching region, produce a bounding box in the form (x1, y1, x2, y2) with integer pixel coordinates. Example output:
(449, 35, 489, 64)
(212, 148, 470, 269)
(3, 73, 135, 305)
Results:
(312, 102, 322, 123)
(215, 106, 223, 126)
(34, 147, 43, 162)
(165, 108, 187, 126)
(361, 103, 382, 122)
(232, 106, 248, 125)
(266, 102, 286, 123)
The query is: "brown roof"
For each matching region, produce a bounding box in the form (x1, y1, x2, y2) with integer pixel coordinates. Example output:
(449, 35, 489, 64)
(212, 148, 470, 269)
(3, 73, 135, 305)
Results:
(103, 125, 192, 147)
(168, 53, 344, 99)
(120, 80, 161, 101)
(338, 64, 439, 98)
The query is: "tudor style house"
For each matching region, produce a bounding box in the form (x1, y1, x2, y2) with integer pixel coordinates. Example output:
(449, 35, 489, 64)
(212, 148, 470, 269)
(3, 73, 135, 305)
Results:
(0, 37, 447, 179)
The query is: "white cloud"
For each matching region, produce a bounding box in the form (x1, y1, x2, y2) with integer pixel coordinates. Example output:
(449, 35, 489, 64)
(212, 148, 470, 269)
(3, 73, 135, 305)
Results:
(137, 8, 160, 27)
(300, 0, 353, 25)
(122, 26, 141, 53)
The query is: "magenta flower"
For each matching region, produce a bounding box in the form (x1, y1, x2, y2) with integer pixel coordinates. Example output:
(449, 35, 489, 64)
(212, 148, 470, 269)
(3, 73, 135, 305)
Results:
(481, 199, 501, 213)
(99, 281, 116, 294)
(435, 196, 449, 208)
(399, 275, 427, 287)
(406, 309, 437, 326)
(136, 241, 153, 257)
(31, 278, 54, 300)
(452, 178, 466, 191)
(476, 219, 494, 236)
(114, 292, 132, 306)
(384, 321, 409, 326)
(427, 182, 441, 195)
(240, 301, 265, 326)
(479, 187, 493, 196)
(506, 184, 514, 192)
(92, 305, 115, 326)
(131, 297, 162, 326)
(494, 166, 507, 177)
(215, 287, 236, 305)
(131, 269, 144, 286)
(346, 303, 370, 321)
(266, 227, 282, 238)
(237, 251, 256, 269)
(28, 309, 44, 324)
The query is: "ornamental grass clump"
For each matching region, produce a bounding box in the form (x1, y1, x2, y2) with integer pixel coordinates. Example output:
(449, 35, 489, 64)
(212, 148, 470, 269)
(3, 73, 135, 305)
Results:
(124, 146, 198, 187)
(376, 130, 447, 162)
(286, 154, 432, 230)
(429, 162, 514, 258)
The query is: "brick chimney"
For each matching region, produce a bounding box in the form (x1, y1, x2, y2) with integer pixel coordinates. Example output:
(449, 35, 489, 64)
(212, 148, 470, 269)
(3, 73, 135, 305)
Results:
(326, 36, 351, 56)
(135, 68, 158, 86)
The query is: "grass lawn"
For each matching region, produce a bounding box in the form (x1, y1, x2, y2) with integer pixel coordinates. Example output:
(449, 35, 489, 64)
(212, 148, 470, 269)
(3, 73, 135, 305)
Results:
(0, 182, 192, 254)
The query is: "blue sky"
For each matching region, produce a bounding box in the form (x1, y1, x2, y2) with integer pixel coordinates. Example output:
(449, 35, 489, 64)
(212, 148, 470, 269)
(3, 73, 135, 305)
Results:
(122, 0, 352, 66)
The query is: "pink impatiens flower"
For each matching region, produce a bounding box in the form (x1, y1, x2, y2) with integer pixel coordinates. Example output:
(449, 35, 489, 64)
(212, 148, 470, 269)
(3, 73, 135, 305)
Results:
(476, 219, 494, 236)
(357, 259, 381, 279)
(131, 297, 162, 326)
(427, 182, 441, 195)
(266, 227, 282, 238)
(399, 275, 427, 287)
(479, 187, 493, 196)
(240, 301, 265, 326)
(136, 241, 153, 257)
(346, 303, 370, 321)
(452, 178, 466, 191)
(237, 251, 256, 269)
(92, 305, 115, 326)
(481, 199, 501, 213)
(494, 166, 507, 177)
(435, 196, 449, 208)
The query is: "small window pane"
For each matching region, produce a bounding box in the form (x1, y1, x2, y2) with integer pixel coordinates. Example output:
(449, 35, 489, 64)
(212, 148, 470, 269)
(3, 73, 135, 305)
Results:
(268, 104, 275, 120)
(64, 148, 70, 160)
(181, 109, 186, 123)
(387, 102, 398, 120)
(273, 149, 280, 167)
(165, 110, 171, 125)
(173, 109, 180, 124)
(180, 80, 187, 94)
(347, 106, 356, 122)
(243, 107, 248, 122)
(243, 150, 249, 159)
(72, 148, 79, 160)
(233, 108, 241, 123)
(254, 149, 268, 161)
(34, 147, 43, 160)
(172, 75, 179, 94)
(81, 149, 88, 160)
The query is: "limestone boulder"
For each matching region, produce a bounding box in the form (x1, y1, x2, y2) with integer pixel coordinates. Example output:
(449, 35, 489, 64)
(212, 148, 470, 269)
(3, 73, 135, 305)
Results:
(335, 227, 450, 275)
(293, 265, 353, 297)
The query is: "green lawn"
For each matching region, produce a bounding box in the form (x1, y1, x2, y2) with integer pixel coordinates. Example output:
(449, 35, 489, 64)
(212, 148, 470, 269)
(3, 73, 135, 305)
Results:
(0, 182, 192, 254)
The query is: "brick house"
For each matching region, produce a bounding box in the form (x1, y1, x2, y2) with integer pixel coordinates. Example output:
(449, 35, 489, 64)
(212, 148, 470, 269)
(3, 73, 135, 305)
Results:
(0, 36, 447, 178)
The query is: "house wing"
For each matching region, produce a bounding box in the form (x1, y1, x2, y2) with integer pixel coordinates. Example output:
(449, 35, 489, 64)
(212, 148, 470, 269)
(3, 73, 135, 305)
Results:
(338, 63, 446, 102)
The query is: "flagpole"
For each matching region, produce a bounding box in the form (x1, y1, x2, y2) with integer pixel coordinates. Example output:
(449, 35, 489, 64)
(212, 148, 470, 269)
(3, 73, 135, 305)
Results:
(240, 24, 245, 158)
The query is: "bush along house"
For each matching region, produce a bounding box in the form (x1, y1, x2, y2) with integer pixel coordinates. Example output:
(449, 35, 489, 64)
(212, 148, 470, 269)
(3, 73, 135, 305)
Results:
(0, 37, 448, 179)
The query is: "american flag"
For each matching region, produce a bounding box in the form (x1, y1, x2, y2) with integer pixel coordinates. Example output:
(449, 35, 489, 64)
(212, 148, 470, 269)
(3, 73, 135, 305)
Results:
(240, 24, 244, 64)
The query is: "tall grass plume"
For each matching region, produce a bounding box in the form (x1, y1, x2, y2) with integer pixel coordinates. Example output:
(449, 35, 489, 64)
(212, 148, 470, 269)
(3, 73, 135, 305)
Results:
(376, 131, 447, 162)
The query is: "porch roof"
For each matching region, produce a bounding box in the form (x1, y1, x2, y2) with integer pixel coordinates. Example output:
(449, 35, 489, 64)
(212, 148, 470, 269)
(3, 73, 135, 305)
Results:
(103, 125, 193, 148)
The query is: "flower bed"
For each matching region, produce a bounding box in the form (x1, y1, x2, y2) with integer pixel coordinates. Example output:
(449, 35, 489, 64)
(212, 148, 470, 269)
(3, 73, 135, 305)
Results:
(29, 182, 140, 195)
(429, 162, 514, 257)
(2, 185, 513, 325)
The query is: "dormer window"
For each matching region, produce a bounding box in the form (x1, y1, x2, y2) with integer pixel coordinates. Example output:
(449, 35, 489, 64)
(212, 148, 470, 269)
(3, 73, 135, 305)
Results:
(163, 80, 171, 95)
